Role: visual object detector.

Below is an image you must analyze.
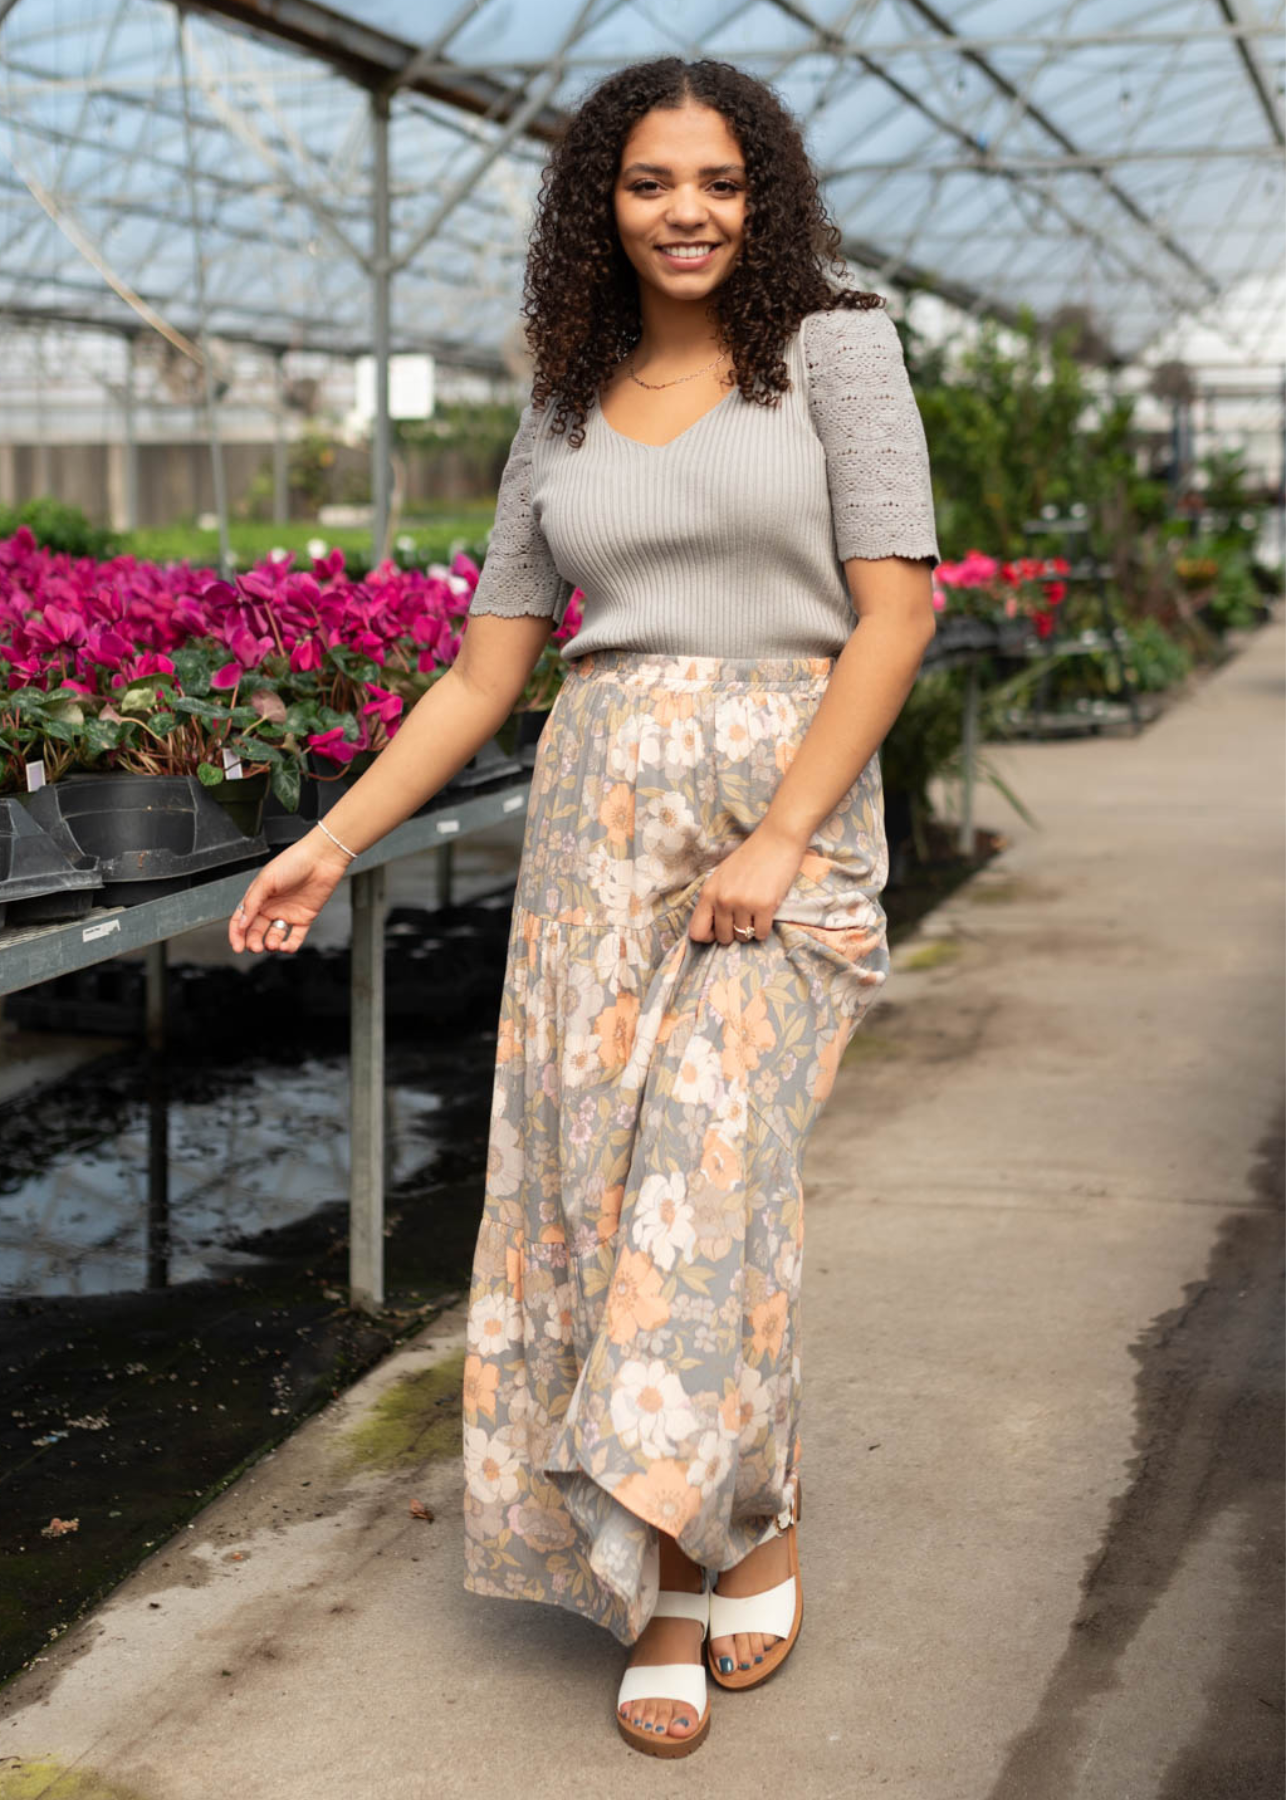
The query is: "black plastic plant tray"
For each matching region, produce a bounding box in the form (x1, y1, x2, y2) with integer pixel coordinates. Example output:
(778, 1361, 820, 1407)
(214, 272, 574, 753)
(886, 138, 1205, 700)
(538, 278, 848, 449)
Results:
(22, 774, 268, 908)
(0, 794, 103, 928)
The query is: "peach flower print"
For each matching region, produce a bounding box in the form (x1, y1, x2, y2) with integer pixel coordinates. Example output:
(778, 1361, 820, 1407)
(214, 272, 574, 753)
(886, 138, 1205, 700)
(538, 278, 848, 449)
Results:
(711, 978, 776, 1083)
(604, 1246, 671, 1345)
(596, 1181, 625, 1243)
(594, 989, 640, 1072)
(462, 1352, 500, 1423)
(599, 782, 635, 846)
(613, 1455, 703, 1536)
(749, 1289, 789, 1363)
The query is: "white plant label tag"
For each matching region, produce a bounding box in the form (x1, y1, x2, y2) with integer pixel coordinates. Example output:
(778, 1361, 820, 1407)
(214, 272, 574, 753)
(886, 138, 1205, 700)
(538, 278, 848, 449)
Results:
(24, 760, 46, 792)
(221, 748, 244, 781)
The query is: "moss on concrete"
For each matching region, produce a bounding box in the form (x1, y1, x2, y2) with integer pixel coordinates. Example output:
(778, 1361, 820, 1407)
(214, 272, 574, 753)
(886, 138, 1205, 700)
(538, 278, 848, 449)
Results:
(841, 1032, 903, 1066)
(0, 1758, 151, 1800)
(339, 1348, 466, 1473)
(901, 938, 963, 971)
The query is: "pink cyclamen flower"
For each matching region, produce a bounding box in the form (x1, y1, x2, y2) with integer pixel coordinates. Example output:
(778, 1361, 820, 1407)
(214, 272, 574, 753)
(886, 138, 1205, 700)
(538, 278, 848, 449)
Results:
(289, 637, 324, 673)
(307, 726, 359, 765)
(361, 684, 404, 733)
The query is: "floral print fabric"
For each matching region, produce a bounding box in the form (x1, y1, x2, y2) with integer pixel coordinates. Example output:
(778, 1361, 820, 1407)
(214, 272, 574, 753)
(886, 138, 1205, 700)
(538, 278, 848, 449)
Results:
(462, 649, 890, 1646)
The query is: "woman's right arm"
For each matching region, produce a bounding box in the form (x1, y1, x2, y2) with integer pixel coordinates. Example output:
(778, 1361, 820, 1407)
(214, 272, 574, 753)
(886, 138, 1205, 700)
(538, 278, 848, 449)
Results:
(227, 610, 553, 955)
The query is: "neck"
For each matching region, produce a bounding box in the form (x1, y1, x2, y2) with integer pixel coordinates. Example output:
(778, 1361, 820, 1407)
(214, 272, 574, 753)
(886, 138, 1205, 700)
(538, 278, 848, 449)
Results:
(633, 286, 726, 367)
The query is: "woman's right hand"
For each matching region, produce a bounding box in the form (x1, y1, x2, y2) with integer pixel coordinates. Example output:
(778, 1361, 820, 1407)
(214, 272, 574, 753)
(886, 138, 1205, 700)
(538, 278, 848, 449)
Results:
(228, 829, 355, 955)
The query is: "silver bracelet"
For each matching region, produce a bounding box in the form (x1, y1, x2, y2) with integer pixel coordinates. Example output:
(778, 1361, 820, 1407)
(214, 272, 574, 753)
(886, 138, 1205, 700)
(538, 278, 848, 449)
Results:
(316, 817, 357, 861)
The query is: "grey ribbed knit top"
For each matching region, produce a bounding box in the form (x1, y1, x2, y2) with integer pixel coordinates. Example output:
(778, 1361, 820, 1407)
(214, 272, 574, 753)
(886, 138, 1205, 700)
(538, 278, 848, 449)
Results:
(464, 302, 940, 662)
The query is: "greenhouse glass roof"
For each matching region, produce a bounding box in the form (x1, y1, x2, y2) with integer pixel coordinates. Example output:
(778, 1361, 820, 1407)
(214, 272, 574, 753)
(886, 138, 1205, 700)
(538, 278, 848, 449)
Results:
(1, 0, 1283, 371)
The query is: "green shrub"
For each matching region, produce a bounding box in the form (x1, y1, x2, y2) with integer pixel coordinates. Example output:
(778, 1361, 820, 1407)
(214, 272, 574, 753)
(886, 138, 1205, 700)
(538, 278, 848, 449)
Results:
(0, 497, 120, 559)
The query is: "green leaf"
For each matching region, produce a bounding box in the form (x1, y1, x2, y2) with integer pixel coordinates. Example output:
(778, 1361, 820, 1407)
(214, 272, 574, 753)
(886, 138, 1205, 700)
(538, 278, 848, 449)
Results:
(270, 758, 302, 813)
(79, 718, 121, 756)
(171, 647, 213, 696)
(118, 682, 163, 715)
(196, 762, 224, 787)
(172, 695, 233, 723)
(282, 701, 320, 736)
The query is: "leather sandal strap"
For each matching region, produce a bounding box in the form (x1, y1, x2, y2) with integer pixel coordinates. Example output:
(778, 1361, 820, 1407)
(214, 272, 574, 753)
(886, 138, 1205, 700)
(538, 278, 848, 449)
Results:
(708, 1574, 797, 1642)
(617, 1662, 708, 1712)
(651, 1587, 709, 1625)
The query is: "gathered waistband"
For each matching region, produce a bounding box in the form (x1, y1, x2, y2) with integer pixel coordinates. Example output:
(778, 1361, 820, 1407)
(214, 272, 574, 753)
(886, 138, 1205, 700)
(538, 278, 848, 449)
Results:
(564, 647, 835, 691)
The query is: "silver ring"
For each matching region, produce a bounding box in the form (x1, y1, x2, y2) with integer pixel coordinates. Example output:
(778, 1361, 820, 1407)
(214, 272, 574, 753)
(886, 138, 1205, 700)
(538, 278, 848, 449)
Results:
(270, 918, 290, 935)
(734, 924, 755, 940)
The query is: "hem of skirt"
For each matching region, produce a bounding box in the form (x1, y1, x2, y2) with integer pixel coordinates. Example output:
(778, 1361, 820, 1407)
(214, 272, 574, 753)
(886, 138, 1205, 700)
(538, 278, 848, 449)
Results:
(463, 1566, 638, 1649)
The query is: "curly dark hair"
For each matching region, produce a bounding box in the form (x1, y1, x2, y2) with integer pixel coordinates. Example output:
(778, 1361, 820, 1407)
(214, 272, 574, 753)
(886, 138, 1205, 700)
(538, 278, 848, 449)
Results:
(522, 56, 884, 447)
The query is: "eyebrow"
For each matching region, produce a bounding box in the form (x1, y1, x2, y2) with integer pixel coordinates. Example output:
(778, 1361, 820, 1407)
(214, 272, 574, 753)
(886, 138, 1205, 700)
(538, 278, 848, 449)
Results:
(620, 161, 745, 178)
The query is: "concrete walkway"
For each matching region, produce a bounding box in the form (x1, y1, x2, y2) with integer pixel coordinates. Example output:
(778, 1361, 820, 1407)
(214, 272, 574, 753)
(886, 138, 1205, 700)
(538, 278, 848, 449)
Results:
(2, 618, 1282, 1800)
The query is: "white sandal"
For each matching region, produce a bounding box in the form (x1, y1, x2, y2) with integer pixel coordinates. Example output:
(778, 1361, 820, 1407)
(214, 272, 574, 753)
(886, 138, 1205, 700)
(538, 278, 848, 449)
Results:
(707, 1472, 803, 1689)
(616, 1575, 712, 1757)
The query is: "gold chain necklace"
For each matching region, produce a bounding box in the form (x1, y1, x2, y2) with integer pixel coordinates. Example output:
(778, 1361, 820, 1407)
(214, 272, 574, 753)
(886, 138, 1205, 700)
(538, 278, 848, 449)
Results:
(627, 348, 731, 390)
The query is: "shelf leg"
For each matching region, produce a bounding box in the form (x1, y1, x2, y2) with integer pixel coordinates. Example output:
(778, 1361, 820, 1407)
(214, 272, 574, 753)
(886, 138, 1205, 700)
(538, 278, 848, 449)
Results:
(144, 941, 169, 1290)
(957, 658, 980, 856)
(350, 865, 387, 1313)
(436, 840, 454, 908)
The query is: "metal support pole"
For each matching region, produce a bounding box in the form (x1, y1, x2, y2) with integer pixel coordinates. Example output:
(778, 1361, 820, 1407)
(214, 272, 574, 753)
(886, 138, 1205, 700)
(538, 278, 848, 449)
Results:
(957, 656, 979, 856)
(435, 840, 454, 909)
(122, 333, 139, 533)
(350, 864, 387, 1312)
(370, 91, 392, 566)
(144, 941, 170, 1290)
(175, 6, 231, 577)
(273, 349, 289, 526)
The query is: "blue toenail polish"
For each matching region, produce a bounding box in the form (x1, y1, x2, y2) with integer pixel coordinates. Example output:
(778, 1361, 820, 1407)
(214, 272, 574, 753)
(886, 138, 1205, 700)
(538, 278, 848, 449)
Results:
(676, 1718, 690, 1728)
(739, 1660, 750, 1669)
(719, 1656, 734, 1672)
(754, 1654, 763, 1662)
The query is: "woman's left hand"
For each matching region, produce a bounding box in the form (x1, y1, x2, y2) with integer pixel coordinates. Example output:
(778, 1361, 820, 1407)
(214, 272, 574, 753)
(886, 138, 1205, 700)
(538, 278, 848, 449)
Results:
(688, 821, 808, 945)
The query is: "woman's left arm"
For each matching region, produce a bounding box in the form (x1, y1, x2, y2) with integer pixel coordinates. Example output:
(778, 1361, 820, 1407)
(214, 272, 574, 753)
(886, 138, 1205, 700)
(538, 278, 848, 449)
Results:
(688, 558, 935, 943)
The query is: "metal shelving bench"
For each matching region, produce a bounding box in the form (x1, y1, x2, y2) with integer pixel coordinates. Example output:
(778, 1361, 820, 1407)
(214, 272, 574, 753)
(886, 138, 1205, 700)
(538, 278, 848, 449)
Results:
(0, 778, 533, 1313)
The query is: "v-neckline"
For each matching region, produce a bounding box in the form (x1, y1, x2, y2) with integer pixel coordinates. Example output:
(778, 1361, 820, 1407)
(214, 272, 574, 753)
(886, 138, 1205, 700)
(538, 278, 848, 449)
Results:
(594, 381, 739, 450)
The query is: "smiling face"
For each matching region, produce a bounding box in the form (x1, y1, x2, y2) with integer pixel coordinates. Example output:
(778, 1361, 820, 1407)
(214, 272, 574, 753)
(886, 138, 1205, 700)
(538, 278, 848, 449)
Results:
(613, 98, 747, 304)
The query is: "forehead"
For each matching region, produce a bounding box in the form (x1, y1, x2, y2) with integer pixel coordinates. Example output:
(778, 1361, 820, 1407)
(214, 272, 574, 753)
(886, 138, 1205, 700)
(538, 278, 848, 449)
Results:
(618, 101, 743, 170)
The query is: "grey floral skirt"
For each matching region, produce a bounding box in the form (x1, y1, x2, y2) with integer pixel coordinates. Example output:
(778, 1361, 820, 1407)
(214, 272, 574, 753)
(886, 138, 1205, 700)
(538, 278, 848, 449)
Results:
(461, 648, 890, 1646)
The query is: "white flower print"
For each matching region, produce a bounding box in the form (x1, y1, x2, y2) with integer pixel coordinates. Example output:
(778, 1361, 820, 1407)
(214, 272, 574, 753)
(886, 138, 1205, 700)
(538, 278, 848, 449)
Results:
(610, 1357, 701, 1457)
(639, 790, 697, 860)
(671, 1032, 721, 1107)
(468, 1291, 523, 1356)
(464, 1423, 522, 1503)
(688, 1427, 734, 1497)
(631, 1170, 697, 1271)
(663, 713, 705, 774)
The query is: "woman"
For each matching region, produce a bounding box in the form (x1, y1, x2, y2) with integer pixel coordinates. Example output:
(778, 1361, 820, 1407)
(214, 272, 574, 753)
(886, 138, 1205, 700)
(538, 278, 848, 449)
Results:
(230, 55, 938, 1760)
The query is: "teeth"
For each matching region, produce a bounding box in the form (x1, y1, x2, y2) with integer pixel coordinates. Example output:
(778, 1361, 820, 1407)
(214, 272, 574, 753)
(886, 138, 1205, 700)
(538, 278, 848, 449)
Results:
(661, 246, 713, 259)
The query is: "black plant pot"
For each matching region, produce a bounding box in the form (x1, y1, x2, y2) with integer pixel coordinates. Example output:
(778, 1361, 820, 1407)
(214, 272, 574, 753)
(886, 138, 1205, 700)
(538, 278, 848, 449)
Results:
(0, 794, 103, 928)
(513, 708, 552, 767)
(23, 773, 269, 906)
(261, 769, 355, 848)
(430, 735, 526, 808)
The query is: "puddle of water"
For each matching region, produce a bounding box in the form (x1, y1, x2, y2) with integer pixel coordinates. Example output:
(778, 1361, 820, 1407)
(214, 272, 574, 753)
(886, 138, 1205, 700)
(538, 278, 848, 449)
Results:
(0, 1056, 445, 1299)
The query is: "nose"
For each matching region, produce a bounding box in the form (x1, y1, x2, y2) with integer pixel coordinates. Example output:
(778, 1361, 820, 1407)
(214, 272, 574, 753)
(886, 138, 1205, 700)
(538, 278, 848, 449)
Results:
(665, 185, 710, 231)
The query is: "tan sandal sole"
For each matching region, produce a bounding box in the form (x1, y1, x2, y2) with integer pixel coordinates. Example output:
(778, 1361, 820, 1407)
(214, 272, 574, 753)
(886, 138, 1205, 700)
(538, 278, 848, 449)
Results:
(707, 1474, 803, 1691)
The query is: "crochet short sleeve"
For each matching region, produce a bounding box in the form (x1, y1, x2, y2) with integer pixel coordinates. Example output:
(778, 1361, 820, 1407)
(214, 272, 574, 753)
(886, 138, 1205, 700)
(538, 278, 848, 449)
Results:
(465, 400, 574, 621)
(803, 305, 940, 569)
